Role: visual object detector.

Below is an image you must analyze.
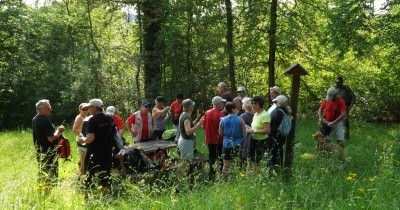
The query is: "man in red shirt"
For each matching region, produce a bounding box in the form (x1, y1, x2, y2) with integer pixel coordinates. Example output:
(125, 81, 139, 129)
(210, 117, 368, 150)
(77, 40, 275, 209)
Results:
(203, 96, 226, 181)
(318, 87, 347, 148)
(125, 101, 153, 144)
(170, 93, 183, 129)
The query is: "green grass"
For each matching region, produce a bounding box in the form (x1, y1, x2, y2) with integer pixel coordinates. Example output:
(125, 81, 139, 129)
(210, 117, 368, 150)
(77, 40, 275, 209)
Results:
(1, 119, 399, 209)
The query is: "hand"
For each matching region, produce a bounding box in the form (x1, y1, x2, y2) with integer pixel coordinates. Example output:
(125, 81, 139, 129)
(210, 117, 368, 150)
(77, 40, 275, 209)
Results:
(327, 121, 335, 127)
(197, 116, 205, 125)
(247, 127, 254, 134)
(79, 137, 85, 144)
(57, 125, 65, 133)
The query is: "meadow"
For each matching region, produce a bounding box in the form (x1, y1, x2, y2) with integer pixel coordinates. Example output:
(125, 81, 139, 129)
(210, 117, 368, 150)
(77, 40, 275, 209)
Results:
(1, 118, 399, 209)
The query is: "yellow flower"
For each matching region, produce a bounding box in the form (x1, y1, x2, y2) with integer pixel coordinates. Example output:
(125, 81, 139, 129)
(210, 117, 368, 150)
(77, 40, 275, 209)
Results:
(358, 188, 365, 193)
(300, 153, 316, 160)
(368, 176, 377, 182)
(346, 176, 354, 181)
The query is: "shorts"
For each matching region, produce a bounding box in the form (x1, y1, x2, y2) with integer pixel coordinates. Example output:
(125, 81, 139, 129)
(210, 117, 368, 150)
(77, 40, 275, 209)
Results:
(178, 136, 194, 160)
(325, 121, 344, 142)
(248, 138, 268, 163)
(223, 146, 240, 160)
(173, 118, 179, 126)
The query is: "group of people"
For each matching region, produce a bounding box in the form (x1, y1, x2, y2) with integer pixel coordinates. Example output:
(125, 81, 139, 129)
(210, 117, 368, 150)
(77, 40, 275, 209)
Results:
(32, 76, 355, 189)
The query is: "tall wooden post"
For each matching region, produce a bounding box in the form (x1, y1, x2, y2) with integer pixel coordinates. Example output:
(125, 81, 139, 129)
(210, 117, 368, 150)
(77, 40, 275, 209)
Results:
(284, 63, 309, 177)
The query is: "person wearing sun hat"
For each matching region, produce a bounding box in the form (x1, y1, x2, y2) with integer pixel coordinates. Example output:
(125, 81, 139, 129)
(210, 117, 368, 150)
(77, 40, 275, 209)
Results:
(125, 101, 153, 144)
(79, 98, 114, 187)
(268, 86, 282, 114)
(236, 86, 247, 98)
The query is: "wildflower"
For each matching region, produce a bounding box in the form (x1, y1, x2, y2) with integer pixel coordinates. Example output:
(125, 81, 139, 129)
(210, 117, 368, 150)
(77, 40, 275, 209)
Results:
(358, 188, 365, 193)
(368, 176, 377, 182)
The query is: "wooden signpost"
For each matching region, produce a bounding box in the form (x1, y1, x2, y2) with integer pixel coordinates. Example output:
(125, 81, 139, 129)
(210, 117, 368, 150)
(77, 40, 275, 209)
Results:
(283, 62, 309, 176)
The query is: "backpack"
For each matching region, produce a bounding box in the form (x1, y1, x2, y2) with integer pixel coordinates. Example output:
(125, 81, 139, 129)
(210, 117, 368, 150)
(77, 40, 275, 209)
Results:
(58, 134, 71, 159)
(278, 108, 293, 137)
(106, 115, 124, 150)
(125, 149, 151, 173)
(162, 128, 178, 141)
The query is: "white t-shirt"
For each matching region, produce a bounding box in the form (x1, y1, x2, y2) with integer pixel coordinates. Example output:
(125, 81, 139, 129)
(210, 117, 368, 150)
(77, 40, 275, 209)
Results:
(267, 103, 277, 114)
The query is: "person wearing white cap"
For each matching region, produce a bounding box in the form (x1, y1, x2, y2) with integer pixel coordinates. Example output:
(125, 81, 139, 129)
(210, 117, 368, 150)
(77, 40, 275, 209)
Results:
(318, 87, 347, 149)
(73, 103, 91, 178)
(79, 99, 114, 187)
(269, 95, 290, 174)
(203, 96, 226, 181)
(236, 86, 246, 98)
(267, 86, 282, 114)
(106, 106, 123, 136)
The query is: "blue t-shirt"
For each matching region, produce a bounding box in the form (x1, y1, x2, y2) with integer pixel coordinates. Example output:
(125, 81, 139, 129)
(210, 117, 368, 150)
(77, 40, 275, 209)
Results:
(220, 115, 243, 148)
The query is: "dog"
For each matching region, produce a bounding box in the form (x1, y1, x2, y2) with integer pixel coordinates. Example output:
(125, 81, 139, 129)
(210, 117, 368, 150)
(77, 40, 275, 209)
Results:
(313, 131, 345, 162)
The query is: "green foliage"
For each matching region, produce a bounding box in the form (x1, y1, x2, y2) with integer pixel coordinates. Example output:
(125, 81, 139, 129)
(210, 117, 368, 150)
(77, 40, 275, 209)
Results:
(1, 0, 400, 129)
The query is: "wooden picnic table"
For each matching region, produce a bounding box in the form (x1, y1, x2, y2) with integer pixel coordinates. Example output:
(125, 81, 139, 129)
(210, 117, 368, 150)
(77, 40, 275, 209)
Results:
(124, 140, 177, 154)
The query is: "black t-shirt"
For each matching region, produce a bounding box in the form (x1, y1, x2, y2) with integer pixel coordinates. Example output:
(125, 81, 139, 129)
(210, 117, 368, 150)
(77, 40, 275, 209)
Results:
(86, 113, 113, 161)
(270, 107, 288, 141)
(222, 93, 233, 102)
(32, 115, 56, 153)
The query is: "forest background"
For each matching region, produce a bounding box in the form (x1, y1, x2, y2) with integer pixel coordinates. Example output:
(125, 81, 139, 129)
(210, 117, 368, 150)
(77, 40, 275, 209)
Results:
(1, 0, 399, 129)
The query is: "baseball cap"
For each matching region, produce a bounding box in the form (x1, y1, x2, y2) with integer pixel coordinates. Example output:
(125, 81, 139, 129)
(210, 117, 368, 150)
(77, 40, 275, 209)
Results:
(106, 106, 116, 115)
(237, 86, 246, 92)
(141, 101, 150, 107)
(272, 95, 288, 105)
(270, 86, 282, 95)
(83, 99, 103, 108)
(155, 96, 166, 103)
(212, 96, 226, 105)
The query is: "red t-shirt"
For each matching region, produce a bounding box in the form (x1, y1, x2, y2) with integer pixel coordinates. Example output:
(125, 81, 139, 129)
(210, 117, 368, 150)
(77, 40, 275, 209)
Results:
(320, 98, 346, 122)
(113, 114, 123, 131)
(170, 100, 182, 119)
(126, 112, 149, 140)
(204, 108, 224, 145)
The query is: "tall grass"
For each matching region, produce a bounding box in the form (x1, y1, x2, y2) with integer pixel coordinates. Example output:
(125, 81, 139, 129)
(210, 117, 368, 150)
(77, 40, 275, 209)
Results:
(0, 119, 399, 209)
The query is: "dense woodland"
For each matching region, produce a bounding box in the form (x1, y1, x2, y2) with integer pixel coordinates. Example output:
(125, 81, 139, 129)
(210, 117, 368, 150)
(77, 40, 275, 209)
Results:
(0, 0, 399, 129)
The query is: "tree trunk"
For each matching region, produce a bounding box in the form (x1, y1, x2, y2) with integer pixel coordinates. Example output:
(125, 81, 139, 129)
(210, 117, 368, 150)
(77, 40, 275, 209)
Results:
(86, 0, 102, 97)
(225, 0, 236, 93)
(136, 1, 143, 107)
(142, 0, 162, 101)
(268, 0, 278, 93)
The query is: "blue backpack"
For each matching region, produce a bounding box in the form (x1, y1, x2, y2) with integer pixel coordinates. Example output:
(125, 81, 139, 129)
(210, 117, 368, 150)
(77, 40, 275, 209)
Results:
(278, 109, 293, 137)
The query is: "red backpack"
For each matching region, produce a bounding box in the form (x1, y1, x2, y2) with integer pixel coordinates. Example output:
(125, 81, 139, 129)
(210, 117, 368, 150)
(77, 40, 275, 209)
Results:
(58, 134, 71, 159)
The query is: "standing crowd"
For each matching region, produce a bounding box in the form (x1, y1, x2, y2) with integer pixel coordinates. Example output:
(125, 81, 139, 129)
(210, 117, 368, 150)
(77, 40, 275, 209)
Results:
(32, 76, 355, 189)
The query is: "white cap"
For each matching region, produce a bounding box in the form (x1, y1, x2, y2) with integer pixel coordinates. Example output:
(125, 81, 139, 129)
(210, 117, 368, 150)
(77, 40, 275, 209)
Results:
(83, 99, 103, 108)
(212, 96, 226, 105)
(272, 95, 288, 105)
(237, 86, 246, 92)
(106, 106, 116, 116)
(270, 86, 282, 95)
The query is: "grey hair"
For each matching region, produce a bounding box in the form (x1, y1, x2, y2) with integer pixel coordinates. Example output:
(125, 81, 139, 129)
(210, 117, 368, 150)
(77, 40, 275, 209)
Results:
(218, 82, 227, 90)
(36, 99, 50, 112)
(242, 97, 252, 112)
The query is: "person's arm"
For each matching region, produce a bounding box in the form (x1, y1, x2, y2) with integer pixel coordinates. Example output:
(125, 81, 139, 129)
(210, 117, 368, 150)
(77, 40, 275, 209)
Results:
(47, 125, 65, 143)
(240, 118, 246, 138)
(328, 99, 347, 126)
(184, 116, 204, 136)
(318, 100, 326, 124)
(348, 86, 356, 109)
(80, 133, 95, 144)
(72, 116, 83, 136)
(125, 115, 137, 137)
(218, 121, 223, 137)
(153, 106, 170, 118)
